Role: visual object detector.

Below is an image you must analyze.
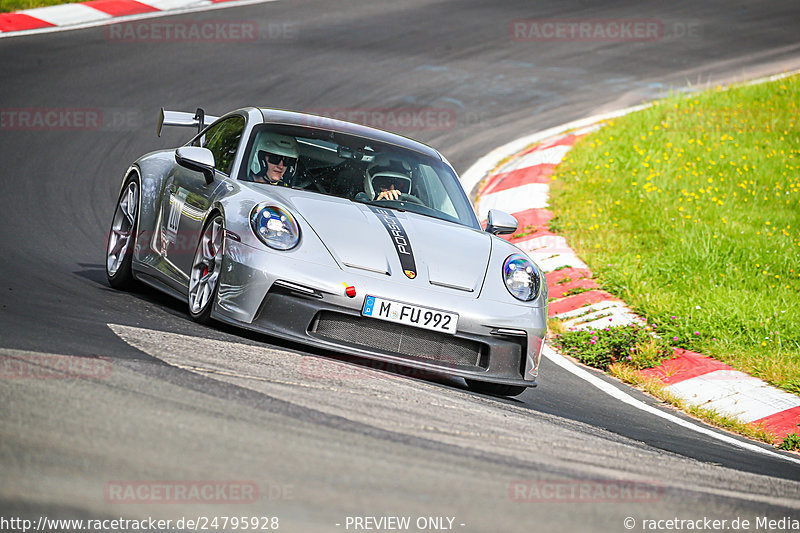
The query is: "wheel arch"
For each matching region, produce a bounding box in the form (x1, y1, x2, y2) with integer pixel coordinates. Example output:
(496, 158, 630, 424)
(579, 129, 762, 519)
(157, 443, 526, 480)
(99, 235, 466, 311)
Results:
(208, 202, 225, 221)
(189, 206, 227, 323)
(207, 202, 230, 257)
(129, 150, 182, 266)
(117, 165, 144, 257)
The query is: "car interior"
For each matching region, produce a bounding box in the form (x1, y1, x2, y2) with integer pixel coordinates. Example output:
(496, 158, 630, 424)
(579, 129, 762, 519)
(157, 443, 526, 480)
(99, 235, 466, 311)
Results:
(242, 128, 469, 226)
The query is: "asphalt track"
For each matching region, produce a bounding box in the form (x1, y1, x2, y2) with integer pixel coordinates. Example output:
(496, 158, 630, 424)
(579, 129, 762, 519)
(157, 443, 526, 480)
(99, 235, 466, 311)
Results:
(1, 1, 800, 531)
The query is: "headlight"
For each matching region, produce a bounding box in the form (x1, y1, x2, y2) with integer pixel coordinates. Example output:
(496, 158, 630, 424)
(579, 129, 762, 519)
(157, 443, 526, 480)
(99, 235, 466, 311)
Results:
(250, 203, 300, 250)
(503, 254, 542, 301)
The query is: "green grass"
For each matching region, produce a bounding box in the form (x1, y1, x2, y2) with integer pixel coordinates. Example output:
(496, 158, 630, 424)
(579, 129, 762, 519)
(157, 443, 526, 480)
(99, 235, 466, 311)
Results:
(780, 433, 800, 451)
(553, 323, 673, 370)
(549, 75, 800, 395)
(0, 0, 80, 12)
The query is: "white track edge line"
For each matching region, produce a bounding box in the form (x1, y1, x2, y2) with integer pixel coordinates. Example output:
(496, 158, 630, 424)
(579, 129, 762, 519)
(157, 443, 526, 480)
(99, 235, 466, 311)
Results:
(542, 345, 800, 465)
(0, 0, 278, 39)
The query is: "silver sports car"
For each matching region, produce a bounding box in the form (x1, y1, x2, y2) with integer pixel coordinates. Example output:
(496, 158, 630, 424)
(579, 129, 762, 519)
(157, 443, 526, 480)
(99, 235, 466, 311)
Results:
(106, 107, 547, 396)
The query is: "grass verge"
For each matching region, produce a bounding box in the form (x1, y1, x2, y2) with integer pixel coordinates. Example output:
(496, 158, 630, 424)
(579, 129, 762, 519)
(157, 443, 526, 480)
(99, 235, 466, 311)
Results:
(548, 74, 800, 395)
(780, 433, 800, 451)
(553, 323, 672, 370)
(0, 0, 78, 13)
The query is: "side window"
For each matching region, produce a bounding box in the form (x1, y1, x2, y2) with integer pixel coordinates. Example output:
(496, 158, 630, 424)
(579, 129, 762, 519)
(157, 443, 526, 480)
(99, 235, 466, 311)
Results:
(419, 165, 458, 218)
(202, 116, 245, 175)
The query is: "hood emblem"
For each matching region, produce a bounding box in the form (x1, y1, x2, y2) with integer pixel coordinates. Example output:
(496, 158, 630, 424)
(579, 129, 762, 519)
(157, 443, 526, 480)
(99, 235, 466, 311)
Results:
(404, 269, 417, 279)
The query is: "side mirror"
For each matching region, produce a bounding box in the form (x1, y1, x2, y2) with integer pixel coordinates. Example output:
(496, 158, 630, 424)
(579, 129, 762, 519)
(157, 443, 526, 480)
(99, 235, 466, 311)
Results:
(485, 209, 518, 235)
(175, 146, 215, 184)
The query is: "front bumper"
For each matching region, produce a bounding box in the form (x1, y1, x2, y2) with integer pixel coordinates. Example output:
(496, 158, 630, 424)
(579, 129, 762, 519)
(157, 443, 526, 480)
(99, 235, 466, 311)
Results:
(213, 240, 546, 386)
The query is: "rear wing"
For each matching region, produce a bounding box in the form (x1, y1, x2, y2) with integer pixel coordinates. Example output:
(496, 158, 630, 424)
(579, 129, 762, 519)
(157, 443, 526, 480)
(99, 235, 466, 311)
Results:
(157, 107, 221, 137)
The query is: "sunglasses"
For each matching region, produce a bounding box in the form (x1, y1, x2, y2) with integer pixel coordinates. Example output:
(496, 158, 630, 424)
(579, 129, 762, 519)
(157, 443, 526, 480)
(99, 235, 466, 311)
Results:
(263, 152, 297, 167)
(375, 178, 407, 192)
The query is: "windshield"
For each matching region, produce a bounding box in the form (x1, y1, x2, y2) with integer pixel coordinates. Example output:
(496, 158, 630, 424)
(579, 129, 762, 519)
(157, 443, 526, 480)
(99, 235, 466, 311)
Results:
(238, 124, 480, 230)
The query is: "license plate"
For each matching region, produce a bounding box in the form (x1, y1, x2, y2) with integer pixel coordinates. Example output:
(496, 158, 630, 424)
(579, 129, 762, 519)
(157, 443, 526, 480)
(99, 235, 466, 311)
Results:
(362, 295, 458, 335)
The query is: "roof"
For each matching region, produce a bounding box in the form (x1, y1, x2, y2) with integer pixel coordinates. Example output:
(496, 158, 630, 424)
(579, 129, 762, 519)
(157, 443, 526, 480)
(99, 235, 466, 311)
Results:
(257, 107, 442, 160)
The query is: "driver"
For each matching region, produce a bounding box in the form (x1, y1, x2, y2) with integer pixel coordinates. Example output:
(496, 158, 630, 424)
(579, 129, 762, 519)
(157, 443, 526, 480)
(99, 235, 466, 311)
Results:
(364, 154, 413, 202)
(251, 133, 299, 186)
(374, 175, 403, 201)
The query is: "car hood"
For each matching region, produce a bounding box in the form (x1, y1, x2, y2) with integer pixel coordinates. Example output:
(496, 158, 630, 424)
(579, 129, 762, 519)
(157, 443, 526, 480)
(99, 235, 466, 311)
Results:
(286, 192, 491, 295)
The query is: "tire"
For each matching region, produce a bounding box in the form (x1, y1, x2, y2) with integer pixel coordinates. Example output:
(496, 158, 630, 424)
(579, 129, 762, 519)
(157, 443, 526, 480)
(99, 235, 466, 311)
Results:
(106, 177, 140, 290)
(465, 379, 528, 397)
(188, 213, 224, 324)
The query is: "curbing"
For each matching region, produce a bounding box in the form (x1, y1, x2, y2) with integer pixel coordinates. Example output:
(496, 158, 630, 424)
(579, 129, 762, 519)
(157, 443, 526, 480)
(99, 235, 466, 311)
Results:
(464, 79, 800, 444)
(0, 0, 277, 37)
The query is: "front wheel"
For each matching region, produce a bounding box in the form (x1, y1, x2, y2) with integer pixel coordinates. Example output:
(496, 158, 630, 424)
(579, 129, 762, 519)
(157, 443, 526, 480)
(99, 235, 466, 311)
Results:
(465, 379, 528, 397)
(188, 214, 224, 324)
(106, 177, 139, 290)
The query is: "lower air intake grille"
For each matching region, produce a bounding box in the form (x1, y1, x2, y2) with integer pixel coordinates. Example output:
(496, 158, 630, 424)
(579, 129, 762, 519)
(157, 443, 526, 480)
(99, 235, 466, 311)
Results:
(312, 311, 483, 367)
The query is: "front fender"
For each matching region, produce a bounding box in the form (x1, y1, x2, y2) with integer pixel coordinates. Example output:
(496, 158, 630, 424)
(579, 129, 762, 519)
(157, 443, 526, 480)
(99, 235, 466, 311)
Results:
(129, 150, 177, 264)
(215, 180, 340, 269)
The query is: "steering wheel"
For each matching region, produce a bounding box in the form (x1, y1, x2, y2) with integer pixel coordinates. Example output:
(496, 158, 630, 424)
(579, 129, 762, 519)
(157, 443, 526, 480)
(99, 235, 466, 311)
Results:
(398, 193, 424, 205)
(375, 192, 424, 205)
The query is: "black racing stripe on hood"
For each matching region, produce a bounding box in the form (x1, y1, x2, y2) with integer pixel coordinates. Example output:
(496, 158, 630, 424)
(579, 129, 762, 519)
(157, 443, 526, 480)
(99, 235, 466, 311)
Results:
(367, 205, 417, 279)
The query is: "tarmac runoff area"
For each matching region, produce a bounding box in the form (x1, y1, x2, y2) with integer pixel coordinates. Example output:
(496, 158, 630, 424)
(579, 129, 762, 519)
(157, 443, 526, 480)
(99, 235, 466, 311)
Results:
(467, 95, 800, 444)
